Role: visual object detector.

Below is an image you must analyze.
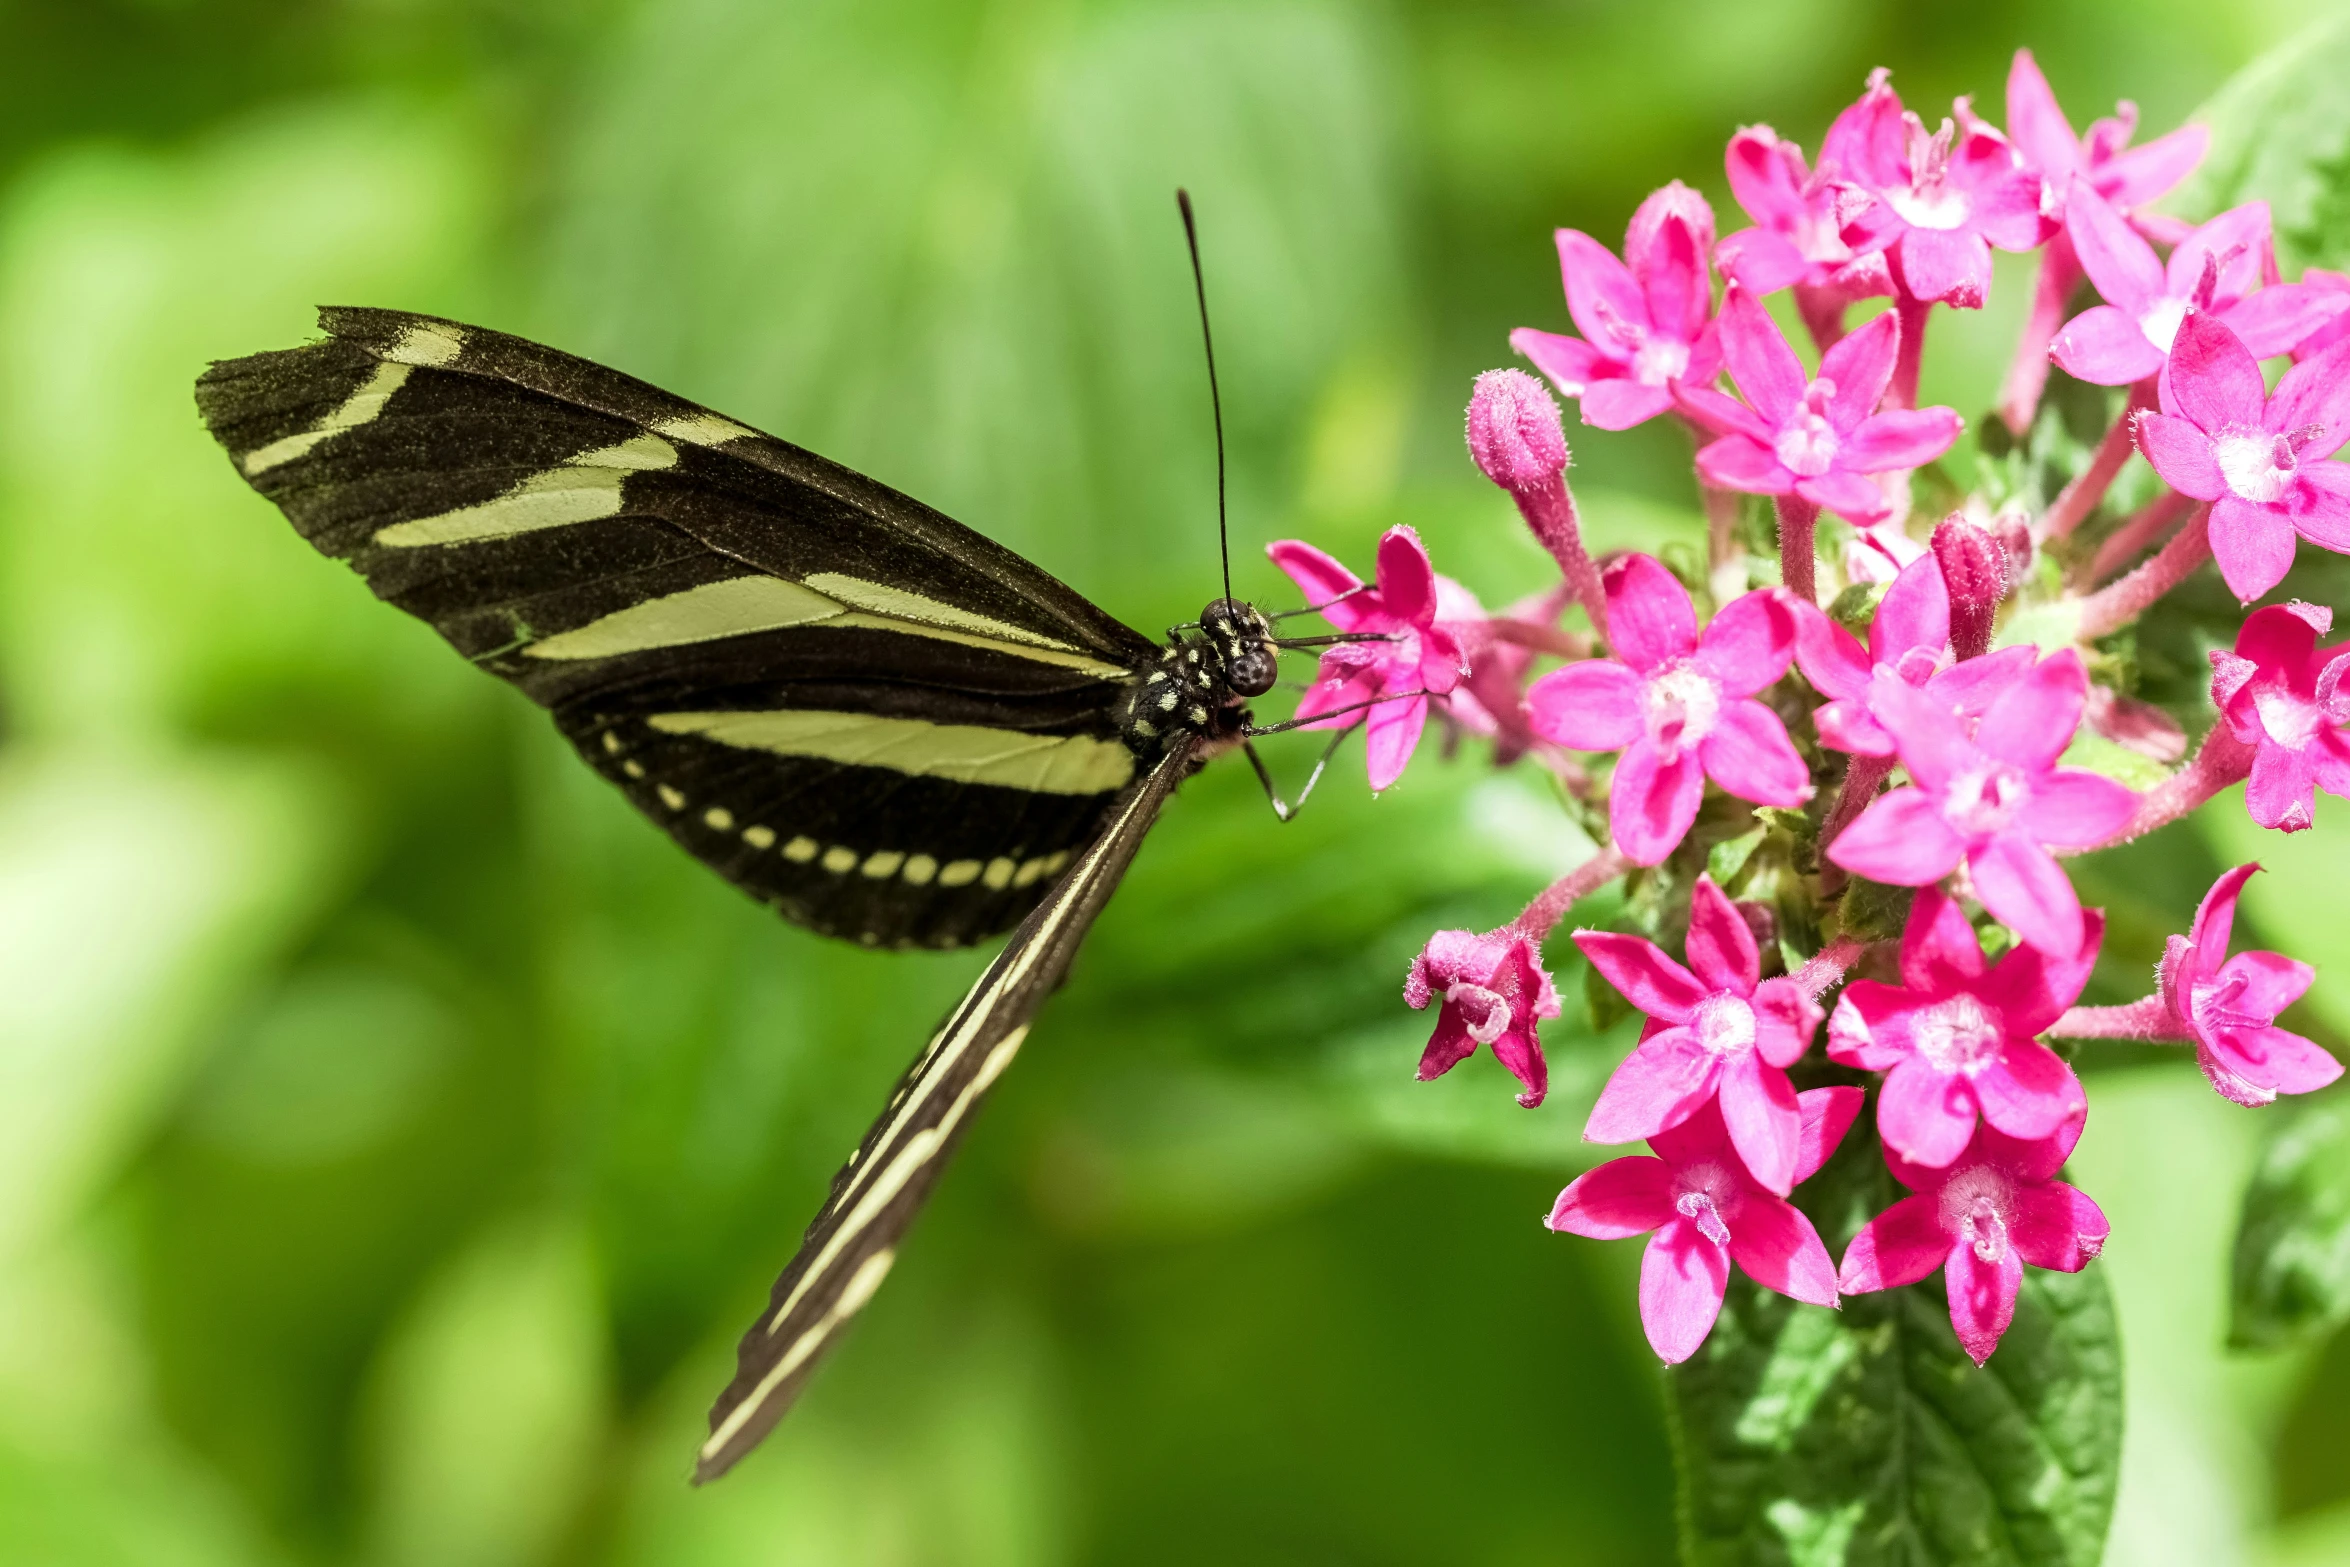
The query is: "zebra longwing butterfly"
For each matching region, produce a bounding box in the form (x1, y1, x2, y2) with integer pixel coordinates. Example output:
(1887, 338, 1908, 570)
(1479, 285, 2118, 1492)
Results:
(195, 276, 1320, 1478)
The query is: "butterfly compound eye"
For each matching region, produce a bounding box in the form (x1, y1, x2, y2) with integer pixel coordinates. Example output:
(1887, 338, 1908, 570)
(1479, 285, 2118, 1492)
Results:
(1201, 598, 1277, 698)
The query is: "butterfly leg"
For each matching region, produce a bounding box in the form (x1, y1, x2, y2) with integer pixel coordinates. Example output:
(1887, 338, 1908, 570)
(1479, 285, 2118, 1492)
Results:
(1242, 726, 1350, 823)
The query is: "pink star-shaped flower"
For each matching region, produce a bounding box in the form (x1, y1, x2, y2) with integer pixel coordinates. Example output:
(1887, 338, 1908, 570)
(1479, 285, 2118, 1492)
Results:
(2159, 864, 2342, 1107)
(1404, 925, 1562, 1108)
(1268, 526, 1468, 792)
(2004, 47, 2206, 239)
(1828, 884, 2097, 1169)
(1794, 551, 2036, 756)
(1575, 875, 1827, 1194)
(2135, 311, 2350, 604)
(2051, 186, 2347, 387)
(1828, 69, 2054, 309)
(1827, 648, 2136, 955)
(1547, 1088, 1860, 1363)
(1511, 182, 1725, 431)
(2209, 601, 2350, 832)
(1839, 1113, 2108, 1365)
(1675, 286, 1961, 522)
(1716, 125, 1897, 305)
(1524, 554, 1809, 866)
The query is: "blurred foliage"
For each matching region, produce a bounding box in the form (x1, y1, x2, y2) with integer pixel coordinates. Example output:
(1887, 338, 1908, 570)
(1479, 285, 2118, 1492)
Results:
(0, 1, 2346, 1565)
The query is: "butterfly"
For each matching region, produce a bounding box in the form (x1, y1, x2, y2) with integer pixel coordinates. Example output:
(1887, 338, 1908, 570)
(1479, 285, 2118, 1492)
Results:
(191, 202, 1373, 1482)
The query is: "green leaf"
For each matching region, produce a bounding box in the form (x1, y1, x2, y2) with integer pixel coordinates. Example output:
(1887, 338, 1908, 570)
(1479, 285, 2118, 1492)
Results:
(2175, 17, 2350, 274)
(1667, 1112, 2122, 1566)
(2231, 1100, 2350, 1349)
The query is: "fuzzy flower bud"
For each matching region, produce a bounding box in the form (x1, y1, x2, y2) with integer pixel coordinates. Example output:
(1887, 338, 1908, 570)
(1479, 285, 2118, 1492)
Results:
(1931, 515, 2005, 660)
(1465, 369, 1606, 632)
(1467, 368, 1570, 494)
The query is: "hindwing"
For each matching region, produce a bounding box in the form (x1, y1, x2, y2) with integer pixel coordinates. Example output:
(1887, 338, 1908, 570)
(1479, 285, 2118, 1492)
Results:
(195, 308, 1159, 948)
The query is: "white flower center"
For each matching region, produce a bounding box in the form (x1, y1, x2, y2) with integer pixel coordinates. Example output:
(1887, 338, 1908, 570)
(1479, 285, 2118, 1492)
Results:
(2214, 428, 2298, 505)
(1886, 183, 1970, 231)
(2137, 295, 2189, 351)
(1643, 662, 1724, 761)
(2252, 683, 2324, 750)
(1938, 1165, 2017, 1263)
(1912, 993, 2005, 1074)
(1673, 1160, 1739, 1246)
(1773, 380, 1842, 477)
(1632, 336, 1690, 387)
(1693, 993, 1758, 1057)
(1941, 761, 2029, 838)
(1444, 982, 1511, 1045)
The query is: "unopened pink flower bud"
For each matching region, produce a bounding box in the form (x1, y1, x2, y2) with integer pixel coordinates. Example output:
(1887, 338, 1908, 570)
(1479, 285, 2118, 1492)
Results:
(1466, 368, 1570, 494)
(1931, 515, 2006, 660)
(1466, 369, 1607, 634)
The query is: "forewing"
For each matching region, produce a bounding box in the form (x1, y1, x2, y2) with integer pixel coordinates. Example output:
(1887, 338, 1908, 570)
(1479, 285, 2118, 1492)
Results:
(194, 308, 1157, 948)
(695, 739, 1198, 1481)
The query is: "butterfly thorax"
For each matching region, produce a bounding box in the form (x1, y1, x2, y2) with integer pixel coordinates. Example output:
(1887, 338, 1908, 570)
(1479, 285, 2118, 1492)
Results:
(1117, 597, 1276, 758)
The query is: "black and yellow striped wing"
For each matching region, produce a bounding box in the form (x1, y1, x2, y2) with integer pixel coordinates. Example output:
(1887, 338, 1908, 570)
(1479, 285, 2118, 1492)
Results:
(696, 738, 1196, 1480)
(195, 308, 1157, 949)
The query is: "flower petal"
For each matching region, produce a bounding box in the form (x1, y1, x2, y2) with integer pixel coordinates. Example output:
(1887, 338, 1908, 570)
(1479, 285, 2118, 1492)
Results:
(1794, 1085, 1865, 1185)
(1586, 1029, 1722, 1145)
(1717, 284, 1807, 423)
(2051, 304, 2166, 386)
(1877, 1058, 1979, 1168)
(2019, 769, 2139, 847)
(1701, 700, 1811, 807)
(1946, 1236, 2024, 1365)
(1797, 468, 1895, 523)
(1728, 1192, 1840, 1306)
(2291, 461, 2350, 553)
(1978, 906, 2102, 1034)
(1969, 832, 2086, 955)
(1572, 931, 1707, 1021)
(1819, 309, 1901, 429)
(1609, 741, 1707, 866)
(1751, 978, 1825, 1069)
(1866, 668, 1976, 787)
(2187, 861, 2257, 963)
(2219, 947, 2317, 1021)
(2265, 334, 2350, 446)
(2211, 494, 2298, 604)
(2011, 1181, 2110, 1273)
(1546, 1156, 1675, 1238)
(1580, 378, 1677, 430)
(1374, 526, 1437, 627)
(1839, 1193, 1950, 1292)
(1975, 647, 2088, 772)
(1872, 552, 1952, 664)
(1897, 228, 1994, 309)
(1796, 605, 1874, 699)
(1719, 1050, 1803, 1195)
(2210, 1024, 2344, 1098)
(1927, 643, 2037, 717)
(2099, 122, 2209, 210)
(2063, 179, 2164, 314)
(1640, 1221, 1730, 1364)
(2133, 411, 2228, 500)
(2004, 51, 2079, 181)
(1826, 982, 1920, 1072)
(2167, 309, 2269, 435)
(1684, 875, 1760, 995)
(1510, 326, 1617, 397)
(2247, 736, 2319, 831)
(1827, 788, 1968, 886)
(1525, 659, 1645, 751)
(2168, 201, 2273, 304)
(1602, 554, 1699, 673)
(2221, 283, 2350, 361)
(1716, 225, 1811, 296)
(1696, 589, 1799, 697)
(1842, 408, 1964, 472)
(1267, 540, 1365, 618)
(1362, 692, 1428, 793)
(1900, 883, 1990, 993)
(1695, 433, 1796, 494)
(1974, 1038, 2088, 1141)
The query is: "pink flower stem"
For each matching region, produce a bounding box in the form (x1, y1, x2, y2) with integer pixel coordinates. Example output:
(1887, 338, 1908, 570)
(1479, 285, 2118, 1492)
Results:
(2067, 719, 2254, 854)
(1792, 935, 1866, 1002)
(2084, 489, 2195, 588)
(1795, 285, 1849, 355)
(1995, 235, 2081, 437)
(1888, 294, 1932, 411)
(1774, 494, 1820, 606)
(2042, 380, 2155, 540)
(2073, 505, 2211, 639)
(1511, 478, 1610, 636)
(1816, 753, 1896, 896)
(2048, 994, 2188, 1041)
(1510, 845, 1631, 943)
(1702, 483, 1744, 571)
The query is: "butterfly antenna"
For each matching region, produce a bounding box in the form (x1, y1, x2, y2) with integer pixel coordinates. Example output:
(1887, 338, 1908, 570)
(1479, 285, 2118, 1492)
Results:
(1177, 188, 1233, 608)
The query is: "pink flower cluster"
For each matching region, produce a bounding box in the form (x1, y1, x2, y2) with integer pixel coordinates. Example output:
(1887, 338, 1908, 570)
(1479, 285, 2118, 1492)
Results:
(1269, 54, 2347, 1369)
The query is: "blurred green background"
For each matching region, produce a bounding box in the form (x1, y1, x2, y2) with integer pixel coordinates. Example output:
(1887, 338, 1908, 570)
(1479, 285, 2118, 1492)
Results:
(0, 1, 2345, 1563)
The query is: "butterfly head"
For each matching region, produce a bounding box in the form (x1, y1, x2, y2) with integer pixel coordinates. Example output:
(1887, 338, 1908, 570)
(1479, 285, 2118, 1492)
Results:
(1201, 598, 1278, 698)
